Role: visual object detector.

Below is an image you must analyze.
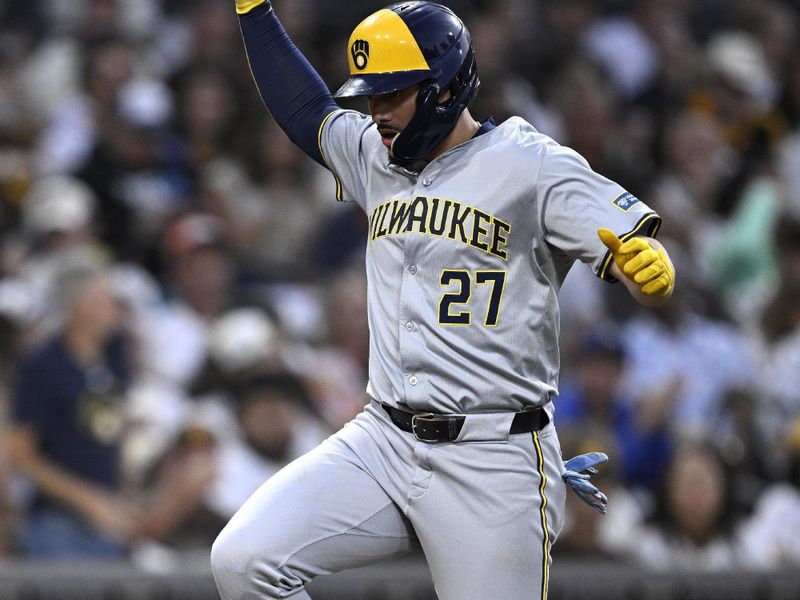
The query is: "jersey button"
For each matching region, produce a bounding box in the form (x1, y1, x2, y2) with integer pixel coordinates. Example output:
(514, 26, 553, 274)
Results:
(409, 376, 418, 386)
(405, 321, 416, 332)
(408, 264, 418, 275)
(422, 177, 432, 186)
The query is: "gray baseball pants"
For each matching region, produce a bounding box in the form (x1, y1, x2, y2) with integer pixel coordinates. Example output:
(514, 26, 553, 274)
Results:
(211, 400, 566, 599)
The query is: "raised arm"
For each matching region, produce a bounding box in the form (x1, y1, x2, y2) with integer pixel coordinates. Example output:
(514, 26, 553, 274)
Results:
(236, 0, 339, 166)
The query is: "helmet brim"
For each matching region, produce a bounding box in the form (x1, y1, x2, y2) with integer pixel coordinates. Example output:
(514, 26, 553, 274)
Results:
(333, 70, 431, 98)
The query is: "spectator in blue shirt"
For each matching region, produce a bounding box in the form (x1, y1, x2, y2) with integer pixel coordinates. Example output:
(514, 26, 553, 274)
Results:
(9, 260, 140, 558)
(556, 328, 673, 491)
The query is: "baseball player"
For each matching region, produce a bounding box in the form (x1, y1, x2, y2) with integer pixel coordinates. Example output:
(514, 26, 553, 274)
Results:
(211, 2, 675, 599)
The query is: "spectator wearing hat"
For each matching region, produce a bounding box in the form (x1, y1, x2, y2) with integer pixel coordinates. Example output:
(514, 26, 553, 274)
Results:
(131, 370, 327, 555)
(122, 306, 283, 487)
(690, 30, 786, 157)
(18, 175, 109, 339)
(203, 371, 328, 520)
(556, 328, 673, 492)
(23, 175, 96, 242)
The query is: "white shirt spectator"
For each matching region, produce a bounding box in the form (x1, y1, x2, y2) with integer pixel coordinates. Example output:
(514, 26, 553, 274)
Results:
(204, 416, 328, 519)
(746, 483, 800, 566)
(620, 313, 755, 433)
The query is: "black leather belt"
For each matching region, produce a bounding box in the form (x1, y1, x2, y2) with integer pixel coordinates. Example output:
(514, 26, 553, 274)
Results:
(379, 401, 550, 442)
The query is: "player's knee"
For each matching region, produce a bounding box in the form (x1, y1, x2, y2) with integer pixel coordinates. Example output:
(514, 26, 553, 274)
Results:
(211, 524, 303, 599)
(210, 527, 250, 598)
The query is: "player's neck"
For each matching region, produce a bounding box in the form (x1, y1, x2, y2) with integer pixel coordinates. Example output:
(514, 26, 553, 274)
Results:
(430, 108, 481, 160)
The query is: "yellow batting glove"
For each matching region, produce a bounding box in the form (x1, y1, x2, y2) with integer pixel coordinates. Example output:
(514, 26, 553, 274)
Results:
(597, 228, 675, 296)
(236, 0, 270, 15)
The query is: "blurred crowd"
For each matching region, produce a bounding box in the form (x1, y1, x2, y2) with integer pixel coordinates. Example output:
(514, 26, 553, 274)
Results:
(0, 0, 799, 573)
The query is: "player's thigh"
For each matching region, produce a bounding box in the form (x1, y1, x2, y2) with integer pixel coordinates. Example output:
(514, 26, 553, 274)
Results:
(413, 427, 566, 600)
(212, 434, 418, 586)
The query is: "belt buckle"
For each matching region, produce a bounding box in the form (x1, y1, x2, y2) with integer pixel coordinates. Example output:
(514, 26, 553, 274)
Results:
(411, 413, 437, 441)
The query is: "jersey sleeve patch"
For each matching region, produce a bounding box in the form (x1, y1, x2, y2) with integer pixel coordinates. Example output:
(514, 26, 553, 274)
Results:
(597, 212, 662, 282)
(611, 192, 641, 212)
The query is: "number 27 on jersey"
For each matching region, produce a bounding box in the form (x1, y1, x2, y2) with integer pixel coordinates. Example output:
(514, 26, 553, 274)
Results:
(438, 269, 507, 327)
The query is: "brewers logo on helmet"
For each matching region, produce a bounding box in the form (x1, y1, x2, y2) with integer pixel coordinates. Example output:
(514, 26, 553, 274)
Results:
(351, 40, 370, 71)
(335, 1, 480, 171)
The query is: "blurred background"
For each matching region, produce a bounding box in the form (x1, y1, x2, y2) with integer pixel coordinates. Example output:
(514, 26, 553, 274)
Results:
(0, 0, 799, 598)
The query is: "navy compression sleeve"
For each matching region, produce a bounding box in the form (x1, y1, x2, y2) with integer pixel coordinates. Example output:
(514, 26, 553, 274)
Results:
(238, 2, 340, 166)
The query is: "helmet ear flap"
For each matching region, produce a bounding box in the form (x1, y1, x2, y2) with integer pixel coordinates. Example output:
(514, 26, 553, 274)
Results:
(417, 80, 440, 114)
(438, 52, 479, 114)
(389, 53, 480, 172)
(390, 80, 440, 172)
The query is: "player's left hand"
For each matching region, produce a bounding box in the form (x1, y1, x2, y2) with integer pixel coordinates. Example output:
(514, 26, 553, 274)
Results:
(562, 452, 608, 514)
(235, 0, 270, 15)
(597, 228, 674, 296)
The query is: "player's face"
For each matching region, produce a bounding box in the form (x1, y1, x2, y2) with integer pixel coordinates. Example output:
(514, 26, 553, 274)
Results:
(368, 86, 419, 152)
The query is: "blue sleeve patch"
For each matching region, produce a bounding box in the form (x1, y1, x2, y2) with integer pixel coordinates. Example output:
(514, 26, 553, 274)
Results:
(612, 192, 640, 212)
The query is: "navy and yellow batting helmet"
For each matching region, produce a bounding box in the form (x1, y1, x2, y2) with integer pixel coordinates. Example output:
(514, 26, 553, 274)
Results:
(334, 1, 479, 171)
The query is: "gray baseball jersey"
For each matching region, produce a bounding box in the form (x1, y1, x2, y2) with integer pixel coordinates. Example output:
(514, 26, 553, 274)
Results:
(318, 110, 661, 414)
(210, 4, 663, 599)
(213, 110, 660, 600)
